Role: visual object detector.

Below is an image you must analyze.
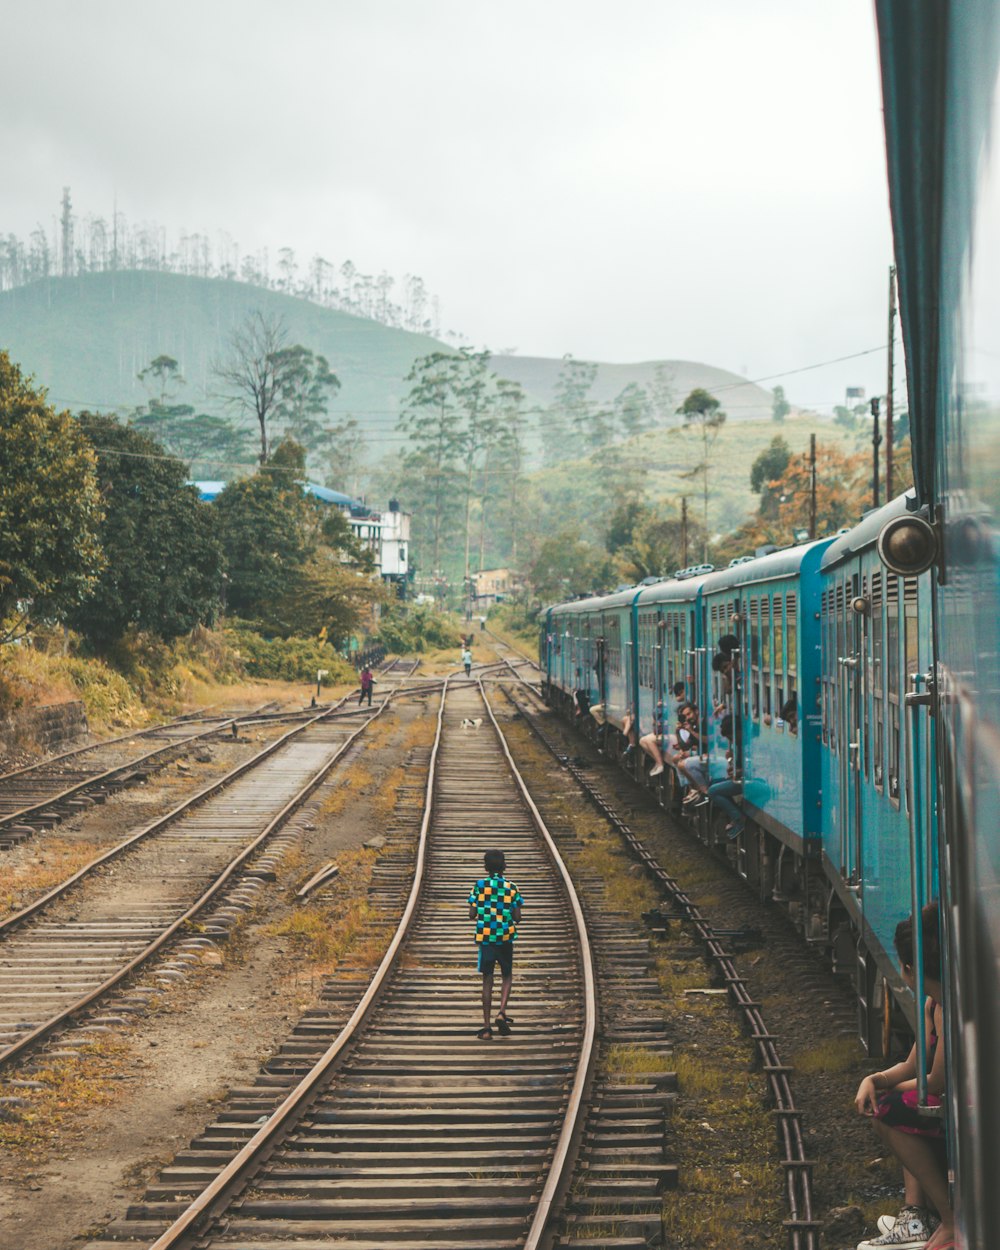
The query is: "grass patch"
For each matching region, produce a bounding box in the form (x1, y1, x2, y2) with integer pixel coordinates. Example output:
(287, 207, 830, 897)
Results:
(792, 1035, 861, 1076)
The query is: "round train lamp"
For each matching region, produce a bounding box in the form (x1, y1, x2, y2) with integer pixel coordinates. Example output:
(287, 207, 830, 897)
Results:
(876, 514, 939, 577)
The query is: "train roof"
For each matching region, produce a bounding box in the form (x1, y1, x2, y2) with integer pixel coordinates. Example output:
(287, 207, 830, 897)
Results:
(700, 537, 834, 594)
(635, 570, 715, 607)
(820, 491, 915, 570)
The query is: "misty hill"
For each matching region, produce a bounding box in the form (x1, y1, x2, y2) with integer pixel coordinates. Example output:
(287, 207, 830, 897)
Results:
(0, 271, 445, 447)
(0, 271, 778, 463)
(490, 355, 775, 422)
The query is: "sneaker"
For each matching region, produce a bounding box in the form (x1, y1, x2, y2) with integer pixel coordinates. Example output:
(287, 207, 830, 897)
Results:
(682, 790, 700, 805)
(693, 795, 709, 808)
(726, 822, 745, 840)
(857, 1205, 936, 1249)
(876, 1211, 940, 1239)
(649, 763, 664, 776)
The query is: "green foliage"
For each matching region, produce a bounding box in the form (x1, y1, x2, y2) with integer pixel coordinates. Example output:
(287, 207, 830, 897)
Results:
(677, 388, 727, 561)
(67, 415, 224, 651)
(771, 384, 791, 423)
(527, 530, 614, 603)
(375, 602, 461, 654)
(0, 351, 104, 641)
(270, 344, 341, 450)
(223, 624, 355, 683)
(750, 436, 792, 495)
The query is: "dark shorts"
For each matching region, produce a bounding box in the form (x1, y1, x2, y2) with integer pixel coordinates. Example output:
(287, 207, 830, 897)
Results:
(477, 940, 513, 977)
(874, 1089, 949, 1167)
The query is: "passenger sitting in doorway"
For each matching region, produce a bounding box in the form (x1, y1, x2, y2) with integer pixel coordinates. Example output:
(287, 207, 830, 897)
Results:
(706, 715, 744, 837)
(621, 711, 638, 762)
(638, 701, 668, 777)
(853, 902, 952, 1250)
(677, 705, 709, 800)
(779, 697, 798, 735)
(573, 669, 590, 718)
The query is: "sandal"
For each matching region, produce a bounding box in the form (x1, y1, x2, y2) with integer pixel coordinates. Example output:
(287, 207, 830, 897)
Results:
(495, 1015, 512, 1036)
(477, 1026, 493, 1041)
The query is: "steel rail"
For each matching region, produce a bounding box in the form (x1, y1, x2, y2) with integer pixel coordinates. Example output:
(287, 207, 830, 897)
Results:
(497, 662, 820, 1250)
(0, 713, 255, 838)
(142, 678, 450, 1250)
(478, 678, 598, 1250)
(0, 691, 398, 1073)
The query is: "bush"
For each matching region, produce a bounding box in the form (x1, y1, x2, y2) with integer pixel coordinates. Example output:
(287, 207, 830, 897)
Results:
(375, 603, 462, 654)
(224, 625, 355, 684)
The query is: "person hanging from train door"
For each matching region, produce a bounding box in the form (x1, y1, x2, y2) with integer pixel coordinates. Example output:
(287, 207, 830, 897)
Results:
(468, 849, 523, 1041)
(853, 902, 952, 1250)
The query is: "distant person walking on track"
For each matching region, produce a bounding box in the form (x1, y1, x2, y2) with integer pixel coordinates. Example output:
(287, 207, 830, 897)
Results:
(462, 646, 473, 677)
(358, 665, 374, 707)
(468, 849, 523, 1040)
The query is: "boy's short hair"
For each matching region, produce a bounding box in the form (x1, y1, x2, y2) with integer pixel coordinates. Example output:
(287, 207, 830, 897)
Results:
(712, 652, 732, 673)
(671, 681, 686, 697)
(484, 849, 505, 875)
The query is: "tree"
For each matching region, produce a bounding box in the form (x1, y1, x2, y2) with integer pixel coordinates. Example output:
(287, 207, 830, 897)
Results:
(614, 382, 652, 439)
(750, 435, 792, 518)
(772, 385, 791, 423)
(396, 352, 467, 572)
(138, 355, 184, 405)
(527, 531, 614, 603)
(542, 357, 598, 466)
(0, 352, 104, 642)
(213, 311, 290, 464)
(676, 388, 727, 560)
(270, 345, 341, 452)
(67, 416, 223, 650)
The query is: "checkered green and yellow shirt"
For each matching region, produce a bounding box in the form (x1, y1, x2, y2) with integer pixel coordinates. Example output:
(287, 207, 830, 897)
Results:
(468, 873, 523, 944)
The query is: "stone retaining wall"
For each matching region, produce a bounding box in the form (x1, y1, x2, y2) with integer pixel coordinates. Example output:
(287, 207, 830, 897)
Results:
(0, 700, 90, 757)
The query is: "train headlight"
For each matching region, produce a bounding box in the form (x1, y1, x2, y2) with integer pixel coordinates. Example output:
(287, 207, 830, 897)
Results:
(876, 514, 939, 577)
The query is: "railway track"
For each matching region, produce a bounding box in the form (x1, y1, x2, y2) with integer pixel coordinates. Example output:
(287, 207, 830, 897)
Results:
(83, 679, 609, 1250)
(0, 663, 418, 1073)
(0, 706, 277, 851)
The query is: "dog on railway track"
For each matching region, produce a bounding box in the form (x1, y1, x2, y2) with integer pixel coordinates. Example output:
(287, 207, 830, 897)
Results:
(461, 717, 483, 730)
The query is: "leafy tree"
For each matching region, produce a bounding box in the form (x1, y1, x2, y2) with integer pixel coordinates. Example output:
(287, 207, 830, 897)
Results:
(605, 501, 704, 583)
(138, 354, 185, 404)
(270, 345, 341, 452)
(542, 357, 598, 465)
(647, 362, 677, 426)
(490, 378, 528, 565)
(771, 385, 791, 423)
(527, 530, 614, 603)
(614, 382, 652, 438)
(677, 388, 727, 560)
(0, 352, 104, 642)
(396, 352, 467, 572)
(750, 435, 792, 518)
(320, 414, 367, 495)
(67, 415, 223, 650)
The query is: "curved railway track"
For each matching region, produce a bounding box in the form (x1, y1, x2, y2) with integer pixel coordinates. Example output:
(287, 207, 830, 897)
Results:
(84, 679, 600, 1250)
(0, 663, 418, 1072)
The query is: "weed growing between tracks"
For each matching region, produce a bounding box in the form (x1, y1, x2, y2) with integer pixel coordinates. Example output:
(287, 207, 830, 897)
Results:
(496, 703, 785, 1249)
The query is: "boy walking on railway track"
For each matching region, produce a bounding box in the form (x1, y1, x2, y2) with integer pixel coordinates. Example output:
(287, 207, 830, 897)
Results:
(358, 665, 374, 706)
(468, 849, 523, 1040)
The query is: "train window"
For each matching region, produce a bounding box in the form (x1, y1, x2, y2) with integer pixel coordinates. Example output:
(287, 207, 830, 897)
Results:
(887, 576, 900, 804)
(871, 573, 884, 791)
(749, 598, 761, 721)
(607, 618, 621, 677)
(903, 579, 919, 682)
(785, 592, 797, 708)
(762, 596, 773, 719)
(774, 596, 784, 715)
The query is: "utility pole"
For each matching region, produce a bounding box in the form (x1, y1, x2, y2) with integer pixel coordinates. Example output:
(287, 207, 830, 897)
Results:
(681, 496, 689, 566)
(871, 396, 882, 509)
(886, 264, 896, 499)
(809, 434, 817, 540)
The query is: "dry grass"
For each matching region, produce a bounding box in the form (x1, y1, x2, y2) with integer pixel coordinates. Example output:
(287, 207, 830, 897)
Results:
(0, 837, 122, 918)
(792, 1035, 861, 1076)
(0, 1037, 132, 1161)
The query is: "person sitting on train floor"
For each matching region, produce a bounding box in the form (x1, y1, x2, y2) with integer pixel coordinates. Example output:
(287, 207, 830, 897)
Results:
(621, 711, 638, 761)
(779, 697, 798, 735)
(638, 702, 668, 776)
(573, 670, 590, 718)
(678, 706, 710, 800)
(853, 902, 952, 1250)
(706, 715, 744, 837)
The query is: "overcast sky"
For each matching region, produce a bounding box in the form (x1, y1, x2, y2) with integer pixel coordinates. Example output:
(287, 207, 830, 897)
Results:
(5, 0, 895, 411)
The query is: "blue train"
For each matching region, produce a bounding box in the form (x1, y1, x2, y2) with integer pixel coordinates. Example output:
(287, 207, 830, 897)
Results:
(543, 5, 1000, 1245)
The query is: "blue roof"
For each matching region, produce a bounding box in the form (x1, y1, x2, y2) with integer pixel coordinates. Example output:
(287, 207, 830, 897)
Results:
(189, 479, 363, 509)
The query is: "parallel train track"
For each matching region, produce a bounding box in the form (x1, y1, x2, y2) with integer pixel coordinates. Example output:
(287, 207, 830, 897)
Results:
(79, 680, 614, 1250)
(0, 662, 418, 1073)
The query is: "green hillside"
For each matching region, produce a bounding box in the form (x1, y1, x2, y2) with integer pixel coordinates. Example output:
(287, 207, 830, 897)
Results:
(0, 271, 446, 451)
(0, 272, 780, 469)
